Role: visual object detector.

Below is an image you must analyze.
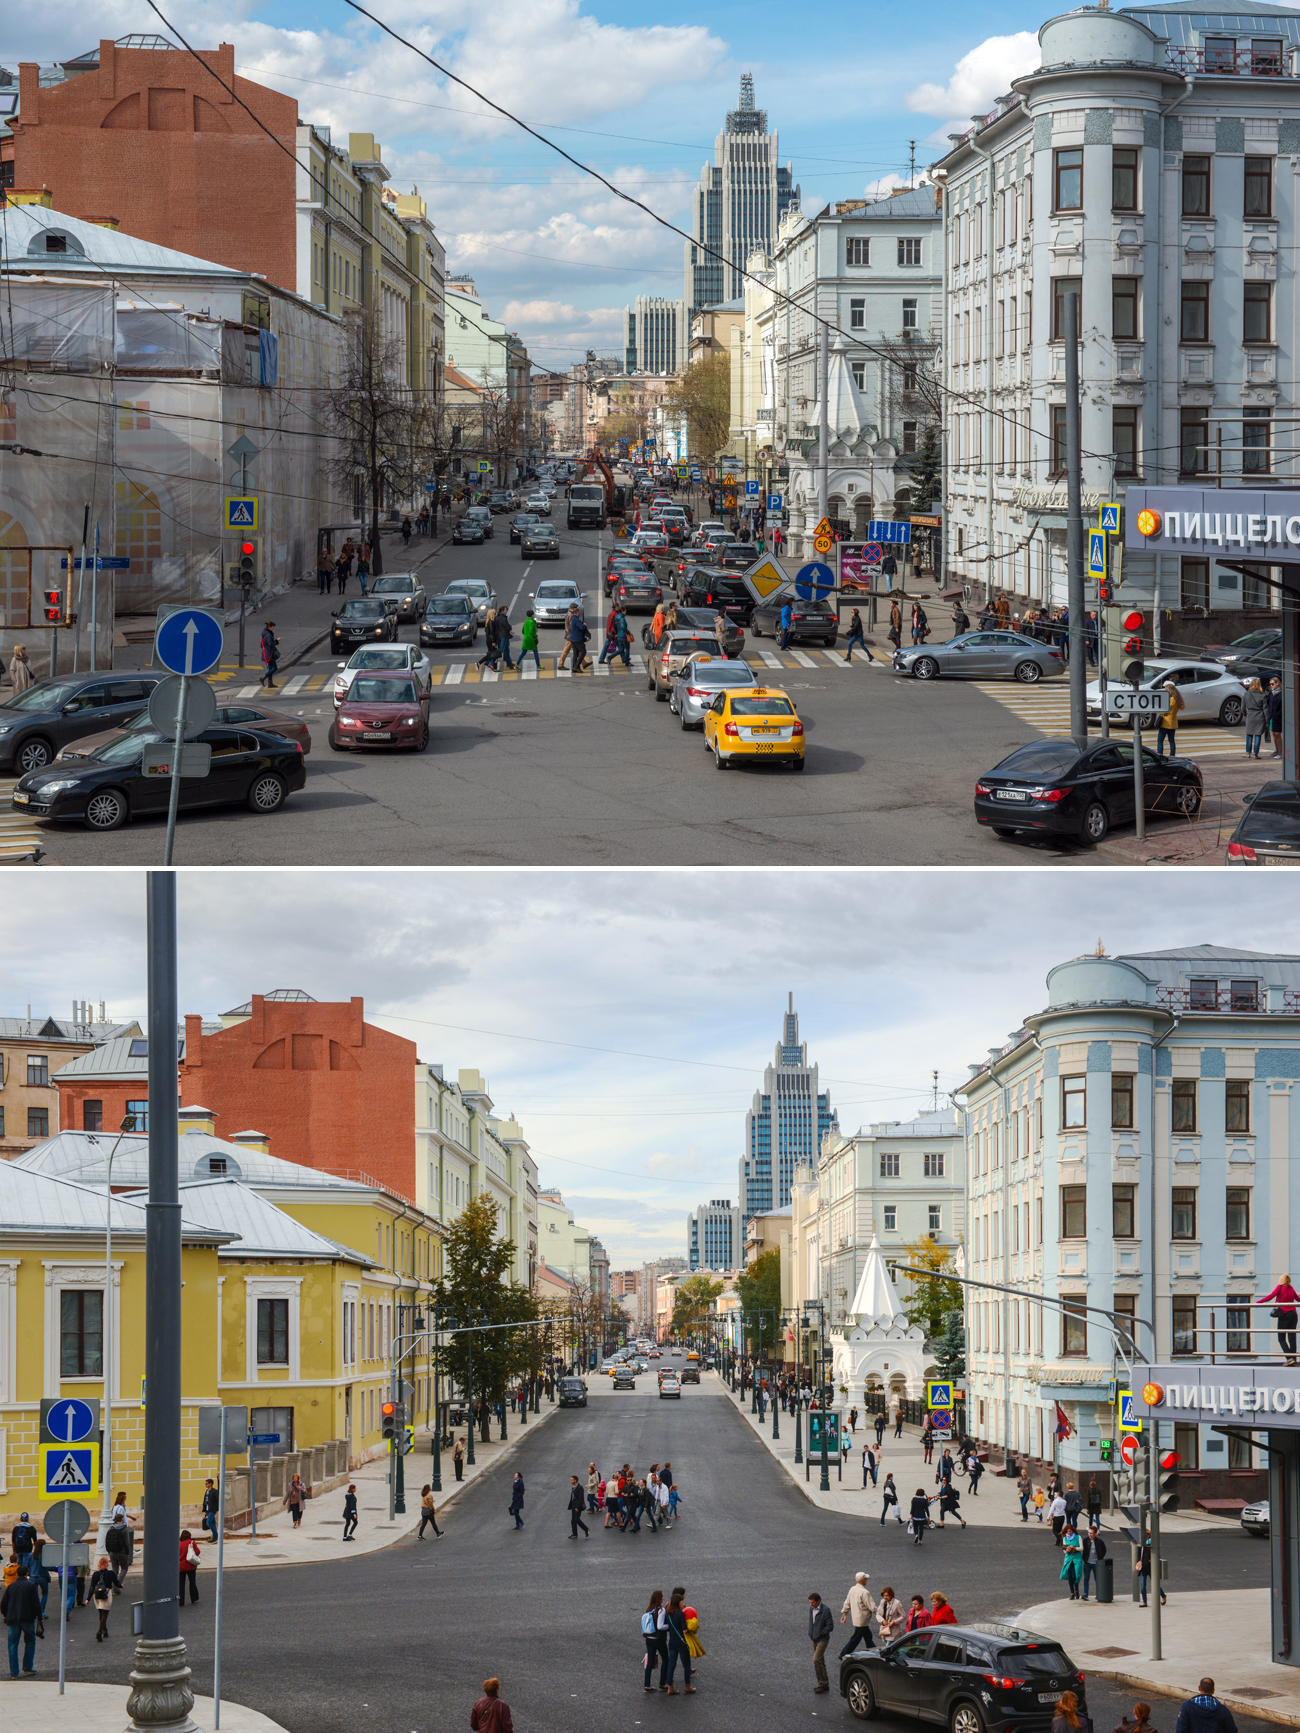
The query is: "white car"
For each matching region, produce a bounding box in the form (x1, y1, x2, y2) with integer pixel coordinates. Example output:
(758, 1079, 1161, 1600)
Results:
(443, 578, 496, 623)
(526, 494, 552, 516)
(691, 521, 727, 548)
(531, 578, 584, 626)
(1086, 658, 1250, 729)
(333, 643, 431, 709)
(659, 1376, 681, 1399)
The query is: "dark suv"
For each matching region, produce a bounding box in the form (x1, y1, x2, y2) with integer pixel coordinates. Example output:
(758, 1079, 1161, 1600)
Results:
(557, 1376, 588, 1409)
(0, 671, 163, 775)
(841, 1623, 1086, 1733)
(680, 567, 755, 626)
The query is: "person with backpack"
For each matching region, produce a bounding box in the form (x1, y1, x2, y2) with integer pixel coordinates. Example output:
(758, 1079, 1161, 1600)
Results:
(105, 1512, 133, 1581)
(642, 1589, 668, 1690)
(9, 1516, 36, 1573)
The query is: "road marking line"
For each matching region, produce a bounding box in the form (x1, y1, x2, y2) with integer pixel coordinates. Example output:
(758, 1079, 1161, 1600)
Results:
(445, 664, 465, 686)
(969, 682, 1249, 755)
(790, 650, 818, 667)
(234, 685, 262, 698)
(481, 668, 500, 682)
(556, 667, 573, 678)
(823, 654, 852, 669)
(280, 675, 307, 695)
(759, 652, 784, 669)
(305, 674, 330, 690)
(428, 667, 446, 684)
(519, 665, 538, 680)
(593, 663, 610, 677)
(629, 654, 646, 672)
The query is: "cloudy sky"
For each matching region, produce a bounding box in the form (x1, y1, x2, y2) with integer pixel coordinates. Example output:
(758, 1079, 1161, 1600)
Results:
(13, 0, 1044, 368)
(4, 868, 1294, 1268)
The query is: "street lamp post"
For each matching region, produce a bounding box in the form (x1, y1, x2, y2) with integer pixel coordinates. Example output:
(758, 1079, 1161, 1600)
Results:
(431, 1305, 458, 1494)
(99, 1112, 139, 1550)
(804, 1300, 830, 1492)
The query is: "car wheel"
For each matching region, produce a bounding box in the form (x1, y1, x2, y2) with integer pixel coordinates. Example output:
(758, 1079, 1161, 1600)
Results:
(913, 657, 940, 681)
(648, 674, 656, 691)
(18, 736, 53, 774)
(681, 707, 692, 730)
(750, 617, 762, 637)
(1014, 659, 1043, 684)
(1176, 784, 1201, 817)
(248, 773, 287, 813)
(1081, 800, 1109, 844)
(328, 728, 348, 752)
(845, 1672, 877, 1721)
(1219, 695, 1245, 726)
(415, 724, 430, 753)
(655, 682, 667, 702)
(951, 1705, 985, 1733)
(791, 756, 806, 773)
(84, 788, 128, 831)
(714, 743, 728, 770)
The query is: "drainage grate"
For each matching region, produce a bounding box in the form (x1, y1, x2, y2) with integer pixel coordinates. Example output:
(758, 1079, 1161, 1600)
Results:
(1086, 1648, 1140, 1659)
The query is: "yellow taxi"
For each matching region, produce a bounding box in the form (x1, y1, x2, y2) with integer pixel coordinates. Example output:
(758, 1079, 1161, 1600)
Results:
(702, 685, 805, 771)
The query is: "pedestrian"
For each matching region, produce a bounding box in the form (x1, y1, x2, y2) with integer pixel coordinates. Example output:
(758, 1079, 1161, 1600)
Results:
(1049, 1488, 1068, 1545)
(178, 1529, 200, 1605)
(453, 1437, 465, 1481)
(881, 551, 897, 593)
(1017, 1468, 1033, 1521)
(614, 607, 632, 667)
(903, 1593, 930, 1633)
(1063, 1482, 1082, 1532)
(401, 516, 412, 547)
(599, 604, 620, 665)
(1053, 1692, 1087, 1733)
(938, 1447, 954, 1488)
(657, 1473, 672, 1528)
(875, 1410, 886, 1446)
(605, 1472, 622, 1530)
(568, 1474, 590, 1538)
(1268, 677, 1284, 758)
(667, 1477, 682, 1523)
(105, 1511, 132, 1580)
(1, 1562, 42, 1678)
(928, 1592, 957, 1626)
(557, 603, 579, 670)
(1138, 1537, 1166, 1607)
(1086, 1478, 1103, 1529)
(342, 1483, 358, 1541)
(909, 1486, 931, 1544)
(478, 607, 500, 672)
(839, 1571, 876, 1656)
(938, 1478, 966, 1528)
(586, 1463, 600, 1514)
(663, 1586, 697, 1694)
(470, 1677, 513, 1733)
(887, 598, 902, 650)
(650, 601, 667, 646)
(911, 603, 929, 645)
(807, 1591, 833, 1694)
(357, 543, 371, 595)
(877, 1586, 906, 1644)
(1115, 1706, 1156, 1733)
(10, 1515, 36, 1573)
(1081, 1523, 1107, 1601)
(260, 620, 280, 690)
(1033, 1485, 1047, 1522)
(509, 1472, 525, 1530)
(1243, 679, 1267, 757)
(863, 1442, 878, 1487)
(89, 1555, 120, 1643)
(201, 1478, 219, 1543)
(1060, 1529, 1083, 1600)
(844, 609, 869, 663)
(284, 1472, 306, 1527)
(337, 539, 354, 595)
(1156, 678, 1184, 760)
(640, 1478, 659, 1532)
(418, 1484, 441, 1539)
(569, 608, 592, 672)
(968, 1451, 984, 1496)
(951, 604, 970, 636)
(1258, 1274, 1300, 1364)
(7, 644, 33, 695)
(642, 1589, 668, 1691)
(1176, 1682, 1235, 1733)
(317, 548, 332, 594)
(516, 609, 541, 675)
(880, 1472, 902, 1524)
(922, 1421, 935, 1464)
(27, 1542, 50, 1619)
(779, 599, 794, 651)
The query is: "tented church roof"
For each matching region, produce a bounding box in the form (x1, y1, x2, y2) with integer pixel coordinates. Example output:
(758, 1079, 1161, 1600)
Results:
(848, 1234, 907, 1323)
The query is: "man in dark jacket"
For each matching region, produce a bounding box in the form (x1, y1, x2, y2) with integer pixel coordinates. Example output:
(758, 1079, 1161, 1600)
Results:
(808, 1593, 834, 1693)
(1175, 1681, 1237, 1733)
(105, 1513, 133, 1580)
(1080, 1523, 1107, 1601)
(1063, 1483, 1083, 1531)
(201, 1479, 220, 1543)
(567, 1475, 589, 1538)
(2, 1564, 44, 1677)
(10, 1514, 37, 1567)
(260, 621, 280, 690)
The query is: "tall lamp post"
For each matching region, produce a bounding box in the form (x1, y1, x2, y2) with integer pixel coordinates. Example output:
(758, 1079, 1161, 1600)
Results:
(99, 1111, 139, 1550)
(430, 1305, 458, 1494)
(804, 1299, 830, 1492)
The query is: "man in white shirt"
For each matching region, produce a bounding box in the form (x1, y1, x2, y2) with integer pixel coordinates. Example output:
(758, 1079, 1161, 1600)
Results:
(1048, 1491, 1068, 1546)
(839, 1573, 876, 1656)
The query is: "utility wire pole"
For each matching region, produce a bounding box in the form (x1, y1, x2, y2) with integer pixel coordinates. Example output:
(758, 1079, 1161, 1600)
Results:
(1065, 291, 1086, 748)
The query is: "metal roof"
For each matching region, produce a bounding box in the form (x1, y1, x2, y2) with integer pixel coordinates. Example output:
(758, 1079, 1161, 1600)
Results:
(14, 1129, 375, 1193)
(0, 1017, 137, 1044)
(0, 1162, 227, 1241)
(1121, 3, 1300, 42)
(0, 204, 246, 278)
(51, 1035, 173, 1078)
(118, 1178, 371, 1263)
(221, 989, 318, 1015)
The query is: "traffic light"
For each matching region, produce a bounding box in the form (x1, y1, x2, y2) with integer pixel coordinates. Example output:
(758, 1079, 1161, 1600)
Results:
(1159, 1449, 1181, 1513)
(1098, 1437, 1113, 1462)
(381, 1399, 405, 1443)
(43, 588, 63, 624)
(1121, 609, 1145, 685)
(236, 537, 261, 591)
(1099, 580, 1113, 606)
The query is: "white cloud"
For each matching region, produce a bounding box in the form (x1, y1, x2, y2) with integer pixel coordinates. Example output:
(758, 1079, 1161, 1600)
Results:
(905, 31, 1040, 134)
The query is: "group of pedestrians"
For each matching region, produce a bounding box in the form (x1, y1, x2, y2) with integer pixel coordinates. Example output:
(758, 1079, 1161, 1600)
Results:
(3, 1502, 143, 1673)
(316, 537, 373, 596)
(569, 1461, 679, 1536)
(477, 606, 516, 672)
(806, 1577, 957, 1692)
(641, 1586, 703, 1694)
(1243, 677, 1285, 760)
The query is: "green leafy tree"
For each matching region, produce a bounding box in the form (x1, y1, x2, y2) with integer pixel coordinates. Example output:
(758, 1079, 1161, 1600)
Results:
(932, 1307, 967, 1381)
(896, 1236, 963, 1344)
(662, 353, 731, 461)
(671, 1273, 723, 1339)
(435, 1195, 537, 1442)
(736, 1248, 782, 1356)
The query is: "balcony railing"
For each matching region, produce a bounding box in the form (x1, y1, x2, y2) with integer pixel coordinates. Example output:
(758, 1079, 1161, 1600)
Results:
(1166, 44, 1295, 77)
(1155, 984, 1300, 1012)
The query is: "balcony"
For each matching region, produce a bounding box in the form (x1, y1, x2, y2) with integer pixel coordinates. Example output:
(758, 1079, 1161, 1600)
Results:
(1167, 43, 1295, 77)
(1156, 982, 1297, 1012)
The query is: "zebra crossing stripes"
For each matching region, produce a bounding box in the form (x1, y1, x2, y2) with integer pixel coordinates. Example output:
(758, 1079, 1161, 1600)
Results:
(970, 683, 1250, 757)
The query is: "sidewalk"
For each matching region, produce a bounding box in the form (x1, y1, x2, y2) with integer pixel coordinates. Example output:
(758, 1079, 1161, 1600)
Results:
(16, 1684, 287, 1733)
(1100, 751, 1280, 865)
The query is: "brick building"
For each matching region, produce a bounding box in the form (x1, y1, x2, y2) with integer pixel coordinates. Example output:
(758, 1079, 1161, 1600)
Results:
(7, 40, 297, 290)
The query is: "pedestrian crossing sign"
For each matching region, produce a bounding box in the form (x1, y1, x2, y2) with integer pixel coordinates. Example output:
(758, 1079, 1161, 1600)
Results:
(223, 496, 258, 531)
(926, 1381, 953, 1410)
(1118, 1390, 1142, 1432)
(40, 1443, 98, 1497)
(1088, 529, 1107, 577)
(1099, 502, 1121, 534)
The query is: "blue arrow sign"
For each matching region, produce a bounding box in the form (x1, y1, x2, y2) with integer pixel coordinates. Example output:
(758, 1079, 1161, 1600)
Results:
(155, 608, 224, 677)
(1088, 529, 1107, 577)
(865, 519, 911, 544)
(766, 494, 783, 511)
(795, 561, 835, 600)
(46, 1397, 97, 1443)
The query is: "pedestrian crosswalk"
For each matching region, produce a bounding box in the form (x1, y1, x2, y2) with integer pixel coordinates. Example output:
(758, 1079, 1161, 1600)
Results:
(0, 777, 45, 862)
(971, 682, 1251, 758)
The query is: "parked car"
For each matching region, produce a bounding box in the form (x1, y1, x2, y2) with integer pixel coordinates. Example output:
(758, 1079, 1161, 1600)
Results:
(975, 736, 1203, 844)
(1240, 1499, 1270, 1536)
(1226, 783, 1300, 864)
(420, 594, 478, 648)
(509, 512, 541, 545)
(1086, 659, 1249, 728)
(521, 522, 560, 559)
(327, 673, 431, 753)
(752, 594, 838, 646)
(840, 1622, 1087, 1733)
(668, 655, 759, 729)
(443, 578, 495, 623)
(531, 578, 584, 627)
(12, 724, 305, 830)
(333, 644, 430, 708)
(895, 631, 1063, 683)
(452, 516, 486, 545)
(0, 672, 164, 776)
(369, 573, 427, 623)
(330, 598, 397, 654)
(57, 702, 311, 760)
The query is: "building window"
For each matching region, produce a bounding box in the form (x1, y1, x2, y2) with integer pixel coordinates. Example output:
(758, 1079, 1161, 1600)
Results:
(1243, 408, 1271, 475)
(902, 298, 918, 330)
(1243, 564, 1275, 610)
(849, 298, 865, 329)
(257, 1297, 290, 1365)
(1173, 1421, 1200, 1466)
(1172, 1298, 1197, 1356)
(27, 1055, 48, 1087)
(1225, 1079, 1250, 1134)
(1052, 276, 1082, 340)
(928, 1205, 941, 1232)
(851, 361, 865, 388)
(1112, 147, 1139, 210)
(1050, 405, 1067, 476)
(883, 1205, 896, 1231)
(1061, 1184, 1087, 1238)
(1113, 1183, 1135, 1239)
(903, 420, 918, 454)
(1113, 1293, 1137, 1352)
(1171, 1185, 1197, 1239)
(1112, 408, 1139, 477)
(1180, 281, 1209, 343)
(1225, 1305, 1251, 1354)
(1182, 155, 1210, 216)
(1229, 978, 1259, 1013)
(126, 1100, 149, 1133)
(1229, 1431, 1252, 1466)
(923, 1151, 945, 1177)
(1112, 1073, 1135, 1129)
(1180, 411, 1208, 477)
(1113, 277, 1138, 340)
(846, 238, 870, 266)
(1189, 977, 1217, 1009)
(1061, 1295, 1088, 1356)
(1054, 148, 1083, 210)
(880, 1151, 900, 1176)
(83, 1100, 103, 1132)
(0, 1107, 4, 1135)
(1243, 282, 1271, 345)
(28, 1108, 49, 1138)
(1245, 155, 1273, 217)
(1181, 556, 1209, 606)
(898, 237, 922, 266)
(61, 1289, 103, 1377)
(1061, 1075, 1086, 1129)
(1172, 1081, 1198, 1134)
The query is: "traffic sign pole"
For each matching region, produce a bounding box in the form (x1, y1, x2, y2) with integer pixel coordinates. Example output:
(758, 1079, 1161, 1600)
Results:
(163, 674, 188, 868)
(59, 1524, 69, 1694)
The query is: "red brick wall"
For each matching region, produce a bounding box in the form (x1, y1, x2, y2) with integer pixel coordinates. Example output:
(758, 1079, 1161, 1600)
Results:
(55, 1077, 160, 1137)
(11, 42, 298, 289)
(178, 996, 417, 1196)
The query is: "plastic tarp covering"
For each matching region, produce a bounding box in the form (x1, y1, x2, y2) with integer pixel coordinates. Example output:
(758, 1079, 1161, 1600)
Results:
(0, 278, 113, 373)
(116, 308, 221, 374)
(259, 328, 278, 388)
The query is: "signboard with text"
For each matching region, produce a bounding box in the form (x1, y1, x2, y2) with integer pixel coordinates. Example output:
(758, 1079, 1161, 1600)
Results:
(808, 1407, 841, 1457)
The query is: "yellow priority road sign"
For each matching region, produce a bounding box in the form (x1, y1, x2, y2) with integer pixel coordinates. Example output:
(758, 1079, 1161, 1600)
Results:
(740, 555, 790, 604)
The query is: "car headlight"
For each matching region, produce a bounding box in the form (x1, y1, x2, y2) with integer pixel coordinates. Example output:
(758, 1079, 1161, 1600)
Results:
(36, 779, 79, 796)
(401, 715, 417, 725)
(0, 725, 11, 735)
(340, 716, 359, 727)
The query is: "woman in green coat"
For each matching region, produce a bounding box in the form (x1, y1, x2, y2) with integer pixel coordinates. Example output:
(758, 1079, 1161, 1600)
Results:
(1059, 1530, 1083, 1601)
(518, 608, 541, 674)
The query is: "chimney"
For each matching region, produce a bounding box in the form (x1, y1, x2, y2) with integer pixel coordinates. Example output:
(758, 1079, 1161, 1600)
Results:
(78, 215, 120, 230)
(349, 995, 364, 1047)
(99, 1001, 106, 1023)
(250, 994, 265, 1045)
(184, 1013, 204, 1065)
(178, 1103, 218, 1136)
(232, 1129, 271, 1156)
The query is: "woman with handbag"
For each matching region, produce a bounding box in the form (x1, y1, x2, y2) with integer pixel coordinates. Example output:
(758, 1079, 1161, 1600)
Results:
(178, 1530, 201, 1605)
(642, 1589, 668, 1691)
(1258, 1275, 1300, 1365)
(90, 1555, 121, 1641)
(876, 1587, 906, 1644)
(662, 1586, 697, 1694)
(285, 1473, 307, 1527)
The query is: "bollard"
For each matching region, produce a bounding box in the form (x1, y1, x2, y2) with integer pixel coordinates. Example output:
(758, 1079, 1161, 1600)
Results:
(1096, 1555, 1114, 1603)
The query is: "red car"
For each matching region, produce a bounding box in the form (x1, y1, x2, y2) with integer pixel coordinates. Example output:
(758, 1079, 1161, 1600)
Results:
(327, 672, 431, 752)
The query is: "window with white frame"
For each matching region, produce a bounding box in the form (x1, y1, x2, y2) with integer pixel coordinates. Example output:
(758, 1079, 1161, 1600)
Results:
(849, 298, 865, 329)
(902, 298, 918, 330)
(880, 1151, 900, 1176)
(923, 1151, 945, 1177)
(898, 237, 922, 266)
(928, 1204, 941, 1232)
(883, 1205, 897, 1231)
(846, 237, 870, 266)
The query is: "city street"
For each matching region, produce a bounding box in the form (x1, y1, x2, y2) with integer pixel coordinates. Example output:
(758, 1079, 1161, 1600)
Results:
(7, 520, 1255, 868)
(56, 1374, 1272, 1733)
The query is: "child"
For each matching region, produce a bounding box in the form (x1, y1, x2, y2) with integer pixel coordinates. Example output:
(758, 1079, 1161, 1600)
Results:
(1033, 1486, 1047, 1523)
(668, 1481, 681, 1521)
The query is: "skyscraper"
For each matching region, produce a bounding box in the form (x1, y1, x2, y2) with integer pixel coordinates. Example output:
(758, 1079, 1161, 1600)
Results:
(624, 295, 687, 374)
(739, 995, 838, 1224)
(684, 73, 800, 316)
(687, 1198, 742, 1271)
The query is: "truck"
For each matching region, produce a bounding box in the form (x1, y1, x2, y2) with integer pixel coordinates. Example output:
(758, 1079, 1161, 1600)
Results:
(567, 448, 631, 529)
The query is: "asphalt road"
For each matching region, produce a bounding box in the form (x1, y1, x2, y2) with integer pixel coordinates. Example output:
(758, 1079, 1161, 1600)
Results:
(57, 1375, 1271, 1733)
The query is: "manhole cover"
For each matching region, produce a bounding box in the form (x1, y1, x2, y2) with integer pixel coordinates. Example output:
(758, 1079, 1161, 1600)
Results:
(1086, 1648, 1140, 1659)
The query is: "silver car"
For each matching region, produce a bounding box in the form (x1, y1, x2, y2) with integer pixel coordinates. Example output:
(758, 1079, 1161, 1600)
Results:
(1241, 1499, 1269, 1537)
(669, 655, 759, 729)
(893, 630, 1065, 684)
(525, 493, 552, 517)
(1086, 658, 1250, 729)
(369, 573, 427, 623)
(444, 578, 495, 623)
(531, 578, 584, 626)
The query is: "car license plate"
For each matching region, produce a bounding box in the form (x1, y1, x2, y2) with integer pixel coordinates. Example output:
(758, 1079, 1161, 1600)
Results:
(995, 789, 1029, 801)
(751, 726, 778, 735)
(1263, 855, 1300, 865)
(1038, 1694, 1063, 1704)
(362, 730, 391, 740)
(12, 791, 29, 804)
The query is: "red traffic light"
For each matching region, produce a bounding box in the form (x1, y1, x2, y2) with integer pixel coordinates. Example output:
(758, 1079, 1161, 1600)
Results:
(1161, 1450, 1181, 1470)
(381, 1401, 395, 1417)
(240, 541, 255, 557)
(1123, 636, 1141, 654)
(43, 588, 62, 623)
(1122, 610, 1144, 632)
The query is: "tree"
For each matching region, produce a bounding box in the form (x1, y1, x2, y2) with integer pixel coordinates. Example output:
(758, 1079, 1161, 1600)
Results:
(662, 353, 731, 461)
(435, 1195, 537, 1443)
(736, 1249, 782, 1356)
(906, 421, 942, 518)
(895, 1235, 963, 1344)
(932, 1308, 966, 1382)
(671, 1273, 723, 1338)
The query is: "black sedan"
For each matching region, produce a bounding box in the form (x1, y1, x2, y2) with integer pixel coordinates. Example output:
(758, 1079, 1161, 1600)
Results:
(509, 512, 541, 545)
(750, 594, 838, 645)
(680, 568, 755, 626)
(975, 737, 1202, 845)
(841, 1622, 1086, 1733)
(12, 724, 306, 831)
(420, 595, 478, 648)
(0, 672, 163, 776)
(610, 570, 663, 613)
(1227, 781, 1300, 864)
(330, 599, 397, 654)
(452, 516, 486, 545)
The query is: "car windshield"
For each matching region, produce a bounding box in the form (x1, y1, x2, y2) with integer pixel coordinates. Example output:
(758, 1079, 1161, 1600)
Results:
(349, 649, 407, 668)
(527, 525, 556, 535)
(4, 677, 86, 712)
(348, 678, 418, 703)
(726, 546, 758, 560)
(429, 597, 471, 615)
(513, 515, 539, 526)
(371, 577, 415, 593)
(1232, 630, 1278, 650)
(90, 728, 165, 765)
(538, 584, 577, 599)
(466, 508, 491, 521)
(688, 664, 754, 684)
(731, 696, 794, 716)
(1242, 794, 1300, 840)
(1002, 1648, 1074, 1677)
(670, 638, 722, 657)
(447, 582, 488, 598)
(991, 742, 1080, 777)
(338, 600, 386, 618)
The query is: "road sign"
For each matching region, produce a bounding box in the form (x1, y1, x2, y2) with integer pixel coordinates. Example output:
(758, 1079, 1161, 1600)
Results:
(1088, 529, 1107, 577)
(148, 674, 217, 741)
(1107, 689, 1162, 714)
(1108, 1378, 1118, 1404)
(44, 1499, 91, 1546)
(740, 555, 790, 604)
(926, 1380, 953, 1410)
(142, 743, 213, 779)
(865, 519, 911, 544)
(812, 515, 833, 541)
(249, 1433, 280, 1446)
(1118, 1389, 1143, 1432)
(930, 1411, 951, 1431)
(813, 534, 833, 555)
(767, 494, 783, 511)
(724, 492, 737, 510)
(863, 542, 884, 565)
(795, 561, 835, 600)
(477, 460, 491, 474)
(745, 479, 760, 495)
(1099, 502, 1121, 533)
(689, 467, 702, 481)
(155, 608, 224, 677)
(61, 556, 131, 571)
(223, 496, 259, 531)
(40, 1397, 99, 1445)
(723, 472, 737, 486)
(41, 1443, 98, 1497)
(1120, 1434, 1141, 1467)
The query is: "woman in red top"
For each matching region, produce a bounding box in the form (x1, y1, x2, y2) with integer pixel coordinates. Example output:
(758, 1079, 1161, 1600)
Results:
(903, 1595, 930, 1633)
(177, 1530, 200, 1605)
(928, 1592, 957, 1626)
(1259, 1276, 1300, 1364)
